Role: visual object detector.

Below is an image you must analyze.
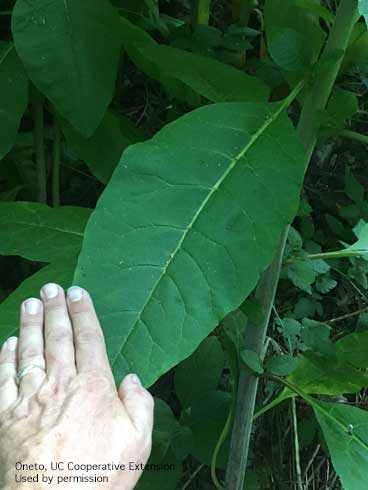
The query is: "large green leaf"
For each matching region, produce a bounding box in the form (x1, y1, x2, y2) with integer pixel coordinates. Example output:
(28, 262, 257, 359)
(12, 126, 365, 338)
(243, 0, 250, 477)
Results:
(121, 17, 269, 104)
(74, 98, 306, 386)
(0, 202, 91, 262)
(174, 336, 224, 409)
(12, 0, 121, 136)
(61, 111, 143, 184)
(0, 43, 28, 159)
(313, 400, 368, 490)
(0, 260, 75, 345)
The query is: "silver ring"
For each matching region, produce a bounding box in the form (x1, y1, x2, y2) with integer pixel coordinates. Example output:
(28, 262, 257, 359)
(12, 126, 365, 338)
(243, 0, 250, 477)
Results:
(15, 365, 45, 384)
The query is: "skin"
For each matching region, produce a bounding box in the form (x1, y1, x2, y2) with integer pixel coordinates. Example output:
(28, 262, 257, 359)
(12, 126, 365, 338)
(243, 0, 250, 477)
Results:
(0, 283, 154, 490)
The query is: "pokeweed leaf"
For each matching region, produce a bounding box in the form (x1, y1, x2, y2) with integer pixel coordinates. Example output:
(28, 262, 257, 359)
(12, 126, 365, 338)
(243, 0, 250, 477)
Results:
(74, 98, 306, 387)
(61, 112, 143, 184)
(313, 400, 368, 490)
(0, 43, 28, 159)
(0, 202, 91, 262)
(359, 0, 368, 26)
(0, 260, 75, 345)
(120, 17, 269, 104)
(12, 0, 121, 137)
(174, 337, 224, 409)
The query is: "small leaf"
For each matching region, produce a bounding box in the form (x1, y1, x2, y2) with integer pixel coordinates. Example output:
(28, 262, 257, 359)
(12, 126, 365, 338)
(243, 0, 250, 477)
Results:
(0, 43, 28, 159)
(12, 0, 122, 136)
(241, 349, 264, 374)
(266, 354, 297, 376)
(0, 202, 91, 262)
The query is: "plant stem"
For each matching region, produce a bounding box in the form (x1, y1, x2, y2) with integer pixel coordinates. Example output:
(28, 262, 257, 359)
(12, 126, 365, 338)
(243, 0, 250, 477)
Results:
(339, 129, 368, 145)
(52, 117, 61, 207)
(192, 0, 211, 26)
(292, 398, 303, 490)
(224, 227, 289, 490)
(224, 2, 358, 490)
(297, 0, 359, 159)
(33, 92, 47, 203)
(306, 250, 366, 260)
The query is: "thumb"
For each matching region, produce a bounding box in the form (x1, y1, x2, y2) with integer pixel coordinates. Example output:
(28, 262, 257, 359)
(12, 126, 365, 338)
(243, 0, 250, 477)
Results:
(118, 373, 154, 434)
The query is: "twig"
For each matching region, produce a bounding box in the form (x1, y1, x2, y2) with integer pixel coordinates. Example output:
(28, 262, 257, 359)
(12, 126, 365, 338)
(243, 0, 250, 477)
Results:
(292, 398, 303, 490)
(181, 464, 205, 490)
(326, 306, 368, 324)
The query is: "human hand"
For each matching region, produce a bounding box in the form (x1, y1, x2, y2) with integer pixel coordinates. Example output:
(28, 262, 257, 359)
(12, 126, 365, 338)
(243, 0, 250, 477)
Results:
(0, 284, 154, 490)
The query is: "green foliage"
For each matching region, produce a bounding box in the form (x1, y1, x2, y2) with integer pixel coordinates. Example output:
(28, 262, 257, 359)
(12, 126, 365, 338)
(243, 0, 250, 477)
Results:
(174, 337, 224, 409)
(0, 260, 76, 344)
(265, 354, 297, 376)
(359, 0, 368, 26)
(120, 17, 269, 104)
(0, 1, 368, 488)
(12, 0, 122, 136)
(61, 112, 143, 184)
(313, 400, 368, 490)
(241, 349, 264, 375)
(264, 0, 325, 73)
(0, 43, 28, 159)
(74, 98, 306, 386)
(0, 202, 90, 262)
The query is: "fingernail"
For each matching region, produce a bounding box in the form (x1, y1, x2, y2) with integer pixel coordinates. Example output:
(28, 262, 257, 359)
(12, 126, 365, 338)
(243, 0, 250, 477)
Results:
(24, 298, 41, 315)
(42, 283, 59, 299)
(6, 337, 18, 351)
(128, 373, 142, 386)
(67, 286, 83, 302)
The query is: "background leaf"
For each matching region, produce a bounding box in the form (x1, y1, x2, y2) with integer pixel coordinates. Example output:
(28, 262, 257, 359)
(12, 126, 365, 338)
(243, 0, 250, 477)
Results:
(121, 17, 269, 104)
(0, 43, 28, 159)
(12, 0, 122, 136)
(74, 99, 306, 386)
(0, 260, 75, 344)
(61, 111, 143, 184)
(265, 0, 325, 73)
(313, 400, 368, 490)
(0, 202, 91, 262)
(174, 337, 224, 409)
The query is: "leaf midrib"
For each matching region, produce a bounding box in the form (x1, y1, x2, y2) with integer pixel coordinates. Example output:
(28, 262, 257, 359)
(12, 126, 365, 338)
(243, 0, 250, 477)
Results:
(111, 97, 294, 369)
(1, 219, 83, 237)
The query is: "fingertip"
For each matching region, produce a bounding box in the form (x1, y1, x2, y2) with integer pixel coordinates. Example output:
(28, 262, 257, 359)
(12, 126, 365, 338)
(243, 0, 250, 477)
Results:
(119, 373, 154, 432)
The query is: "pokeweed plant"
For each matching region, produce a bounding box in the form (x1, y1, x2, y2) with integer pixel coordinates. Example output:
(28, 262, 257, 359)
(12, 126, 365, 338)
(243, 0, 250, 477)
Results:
(0, 0, 368, 489)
